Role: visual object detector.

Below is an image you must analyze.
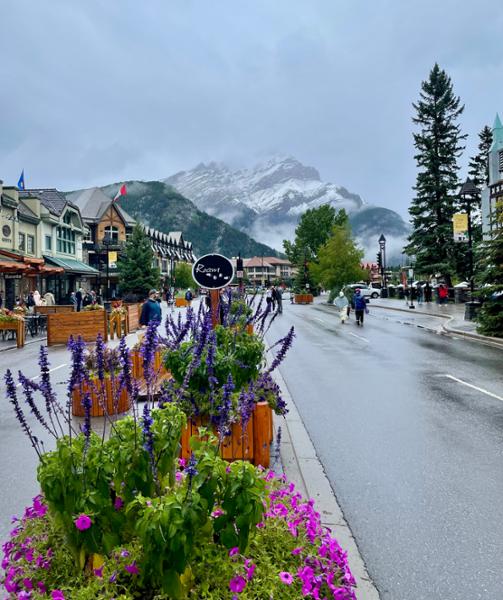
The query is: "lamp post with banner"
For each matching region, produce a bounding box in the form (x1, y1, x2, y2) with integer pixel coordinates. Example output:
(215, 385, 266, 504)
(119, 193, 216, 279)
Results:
(458, 177, 479, 295)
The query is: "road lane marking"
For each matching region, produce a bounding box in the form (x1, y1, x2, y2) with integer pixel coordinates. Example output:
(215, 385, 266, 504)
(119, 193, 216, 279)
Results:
(348, 332, 369, 343)
(314, 317, 326, 324)
(441, 374, 503, 402)
(16, 363, 67, 387)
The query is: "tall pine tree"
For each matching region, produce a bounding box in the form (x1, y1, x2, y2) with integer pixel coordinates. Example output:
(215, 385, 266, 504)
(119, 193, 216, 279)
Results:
(468, 125, 493, 191)
(405, 64, 466, 284)
(117, 223, 161, 300)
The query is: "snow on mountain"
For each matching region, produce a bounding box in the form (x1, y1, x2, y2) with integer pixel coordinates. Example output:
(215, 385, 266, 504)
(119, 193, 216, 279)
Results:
(165, 156, 363, 218)
(164, 156, 408, 261)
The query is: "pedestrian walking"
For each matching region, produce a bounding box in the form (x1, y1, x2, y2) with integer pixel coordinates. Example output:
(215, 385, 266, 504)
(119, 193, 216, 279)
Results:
(185, 288, 193, 306)
(82, 290, 93, 308)
(273, 286, 283, 314)
(438, 284, 448, 306)
(289, 290, 295, 304)
(353, 288, 368, 326)
(75, 288, 83, 312)
(139, 289, 162, 326)
(265, 287, 274, 311)
(416, 284, 424, 305)
(334, 291, 349, 324)
(424, 282, 432, 303)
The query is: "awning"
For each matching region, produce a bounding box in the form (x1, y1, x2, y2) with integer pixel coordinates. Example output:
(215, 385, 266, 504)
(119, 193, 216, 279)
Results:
(44, 255, 99, 275)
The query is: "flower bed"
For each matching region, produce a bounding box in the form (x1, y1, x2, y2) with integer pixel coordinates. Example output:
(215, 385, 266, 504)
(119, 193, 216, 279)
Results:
(2, 425, 356, 599)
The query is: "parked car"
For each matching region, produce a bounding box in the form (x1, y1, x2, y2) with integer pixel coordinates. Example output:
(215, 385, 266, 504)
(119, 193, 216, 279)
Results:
(343, 283, 378, 300)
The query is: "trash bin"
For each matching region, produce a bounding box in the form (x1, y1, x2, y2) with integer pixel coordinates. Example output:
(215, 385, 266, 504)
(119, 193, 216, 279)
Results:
(454, 288, 469, 304)
(464, 301, 481, 321)
(381, 288, 388, 299)
(388, 287, 396, 298)
(398, 288, 404, 299)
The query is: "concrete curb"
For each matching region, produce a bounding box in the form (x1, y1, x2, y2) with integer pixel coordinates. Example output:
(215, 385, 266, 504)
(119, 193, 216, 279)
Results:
(272, 364, 380, 600)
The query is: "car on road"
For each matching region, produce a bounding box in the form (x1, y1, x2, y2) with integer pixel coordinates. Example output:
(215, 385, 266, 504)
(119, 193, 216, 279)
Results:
(343, 283, 379, 300)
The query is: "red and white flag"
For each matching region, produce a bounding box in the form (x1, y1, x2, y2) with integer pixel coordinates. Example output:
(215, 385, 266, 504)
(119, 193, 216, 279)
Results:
(113, 184, 127, 201)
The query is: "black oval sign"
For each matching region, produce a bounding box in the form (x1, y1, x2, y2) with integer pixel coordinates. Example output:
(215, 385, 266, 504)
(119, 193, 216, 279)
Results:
(192, 253, 235, 290)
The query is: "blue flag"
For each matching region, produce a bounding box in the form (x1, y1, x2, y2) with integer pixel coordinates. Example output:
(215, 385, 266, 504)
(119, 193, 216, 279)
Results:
(17, 170, 25, 190)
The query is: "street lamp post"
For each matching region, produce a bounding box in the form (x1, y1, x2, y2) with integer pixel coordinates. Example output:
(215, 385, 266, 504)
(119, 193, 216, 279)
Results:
(408, 267, 415, 309)
(102, 233, 112, 300)
(378, 234, 387, 298)
(459, 177, 479, 296)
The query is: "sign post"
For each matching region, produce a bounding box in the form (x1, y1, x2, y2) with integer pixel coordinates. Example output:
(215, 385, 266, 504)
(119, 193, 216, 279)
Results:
(192, 254, 235, 328)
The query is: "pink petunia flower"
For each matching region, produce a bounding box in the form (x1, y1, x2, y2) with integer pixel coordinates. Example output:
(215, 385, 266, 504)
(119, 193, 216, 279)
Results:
(229, 575, 247, 593)
(114, 496, 124, 511)
(279, 571, 294, 585)
(74, 514, 92, 531)
(51, 590, 65, 600)
(228, 546, 239, 557)
(125, 561, 139, 575)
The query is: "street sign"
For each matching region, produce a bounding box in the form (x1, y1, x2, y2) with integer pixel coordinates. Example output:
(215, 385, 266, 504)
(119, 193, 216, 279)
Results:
(408, 268, 414, 278)
(236, 270, 244, 278)
(192, 253, 235, 290)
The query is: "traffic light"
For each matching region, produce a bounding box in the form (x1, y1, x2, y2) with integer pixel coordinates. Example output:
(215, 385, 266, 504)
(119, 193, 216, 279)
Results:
(376, 252, 382, 270)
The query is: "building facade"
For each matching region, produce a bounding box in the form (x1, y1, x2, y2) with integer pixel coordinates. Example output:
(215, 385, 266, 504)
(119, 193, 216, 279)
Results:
(233, 256, 295, 286)
(72, 187, 195, 298)
(482, 114, 503, 239)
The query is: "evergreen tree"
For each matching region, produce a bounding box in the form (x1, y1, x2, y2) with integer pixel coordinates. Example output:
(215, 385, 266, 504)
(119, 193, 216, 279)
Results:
(468, 125, 493, 190)
(405, 64, 466, 284)
(476, 202, 503, 337)
(117, 224, 160, 299)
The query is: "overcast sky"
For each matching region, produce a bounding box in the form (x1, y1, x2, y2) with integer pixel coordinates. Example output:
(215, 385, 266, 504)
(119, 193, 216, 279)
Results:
(1, 0, 502, 218)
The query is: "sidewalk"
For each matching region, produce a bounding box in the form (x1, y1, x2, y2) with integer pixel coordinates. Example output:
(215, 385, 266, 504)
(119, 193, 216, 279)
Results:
(369, 297, 503, 348)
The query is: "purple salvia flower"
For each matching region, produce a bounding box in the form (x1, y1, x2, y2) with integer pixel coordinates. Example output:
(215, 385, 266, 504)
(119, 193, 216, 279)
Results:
(141, 318, 160, 391)
(254, 373, 288, 416)
(17, 372, 56, 438)
(186, 452, 198, 480)
(237, 387, 255, 430)
(141, 404, 158, 487)
(180, 312, 211, 392)
(95, 333, 106, 383)
(67, 336, 88, 394)
(267, 327, 295, 373)
(216, 374, 235, 440)
(81, 391, 92, 448)
(38, 345, 65, 436)
(4, 370, 41, 458)
(118, 336, 133, 396)
(158, 379, 177, 408)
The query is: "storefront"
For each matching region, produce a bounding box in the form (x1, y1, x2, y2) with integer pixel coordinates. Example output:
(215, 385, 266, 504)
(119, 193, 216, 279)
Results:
(0, 249, 64, 309)
(43, 256, 99, 303)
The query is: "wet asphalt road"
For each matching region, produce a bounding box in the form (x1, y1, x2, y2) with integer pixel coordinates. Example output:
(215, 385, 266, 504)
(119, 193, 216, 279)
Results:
(267, 300, 503, 600)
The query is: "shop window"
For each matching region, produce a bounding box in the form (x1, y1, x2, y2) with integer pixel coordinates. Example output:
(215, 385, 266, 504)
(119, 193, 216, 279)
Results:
(18, 233, 26, 251)
(27, 235, 35, 254)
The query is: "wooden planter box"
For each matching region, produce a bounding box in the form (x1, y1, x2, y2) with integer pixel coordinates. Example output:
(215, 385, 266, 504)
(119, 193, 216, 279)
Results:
(35, 305, 75, 315)
(175, 297, 189, 308)
(294, 294, 314, 305)
(131, 349, 167, 379)
(72, 378, 130, 417)
(246, 323, 254, 335)
(47, 310, 108, 346)
(180, 402, 273, 468)
(0, 320, 25, 348)
(126, 303, 142, 332)
(108, 312, 128, 339)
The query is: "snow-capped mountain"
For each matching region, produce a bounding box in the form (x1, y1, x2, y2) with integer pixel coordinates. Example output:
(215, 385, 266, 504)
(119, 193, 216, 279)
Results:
(164, 157, 408, 261)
